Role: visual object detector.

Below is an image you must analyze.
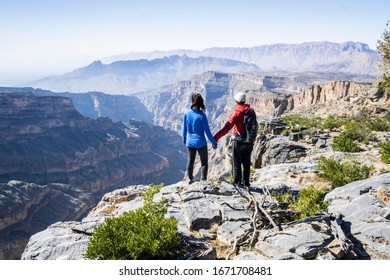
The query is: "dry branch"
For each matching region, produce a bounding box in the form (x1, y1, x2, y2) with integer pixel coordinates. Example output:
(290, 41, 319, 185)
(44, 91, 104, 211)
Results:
(330, 212, 354, 252)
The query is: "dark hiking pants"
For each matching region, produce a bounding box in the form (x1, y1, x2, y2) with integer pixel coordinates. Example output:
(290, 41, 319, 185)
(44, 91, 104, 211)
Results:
(186, 145, 208, 181)
(232, 140, 253, 187)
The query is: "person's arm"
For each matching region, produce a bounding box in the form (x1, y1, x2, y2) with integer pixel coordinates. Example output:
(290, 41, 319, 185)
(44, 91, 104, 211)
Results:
(182, 113, 187, 144)
(213, 111, 237, 141)
(202, 114, 217, 146)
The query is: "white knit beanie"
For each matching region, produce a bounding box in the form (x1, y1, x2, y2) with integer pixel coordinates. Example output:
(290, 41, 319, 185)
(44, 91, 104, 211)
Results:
(234, 92, 246, 103)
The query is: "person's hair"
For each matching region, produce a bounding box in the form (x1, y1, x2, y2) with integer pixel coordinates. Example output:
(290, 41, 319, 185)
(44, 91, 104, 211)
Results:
(191, 93, 206, 111)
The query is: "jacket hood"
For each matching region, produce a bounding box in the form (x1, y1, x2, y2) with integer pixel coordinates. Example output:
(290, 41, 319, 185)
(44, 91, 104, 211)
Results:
(236, 104, 250, 112)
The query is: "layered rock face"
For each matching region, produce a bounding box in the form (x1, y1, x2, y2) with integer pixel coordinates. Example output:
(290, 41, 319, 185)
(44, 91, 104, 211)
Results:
(0, 92, 186, 259)
(0, 93, 185, 188)
(0, 180, 95, 260)
(138, 71, 295, 134)
(0, 87, 153, 123)
(290, 80, 388, 117)
(138, 72, 384, 137)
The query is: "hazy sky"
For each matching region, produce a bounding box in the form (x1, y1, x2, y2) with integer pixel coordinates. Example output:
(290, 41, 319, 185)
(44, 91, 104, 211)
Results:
(0, 0, 389, 85)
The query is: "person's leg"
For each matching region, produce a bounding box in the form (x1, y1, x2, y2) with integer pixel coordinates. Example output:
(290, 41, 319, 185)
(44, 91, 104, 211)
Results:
(232, 141, 243, 185)
(186, 147, 197, 183)
(242, 143, 254, 187)
(197, 145, 208, 180)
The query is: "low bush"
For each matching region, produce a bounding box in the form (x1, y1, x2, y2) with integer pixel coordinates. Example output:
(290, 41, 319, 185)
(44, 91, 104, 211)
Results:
(322, 115, 345, 130)
(343, 121, 371, 143)
(378, 75, 390, 98)
(281, 114, 321, 129)
(272, 185, 329, 222)
(332, 133, 362, 152)
(317, 156, 374, 188)
(289, 185, 329, 219)
(85, 184, 181, 260)
(365, 116, 390, 132)
(380, 140, 390, 164)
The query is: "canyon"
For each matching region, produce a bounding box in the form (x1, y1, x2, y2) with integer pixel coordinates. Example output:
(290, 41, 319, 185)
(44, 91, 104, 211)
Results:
(0, 92, 186, 259)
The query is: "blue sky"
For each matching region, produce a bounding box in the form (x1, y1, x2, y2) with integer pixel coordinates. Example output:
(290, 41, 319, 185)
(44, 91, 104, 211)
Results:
(0, 0, 389, 84)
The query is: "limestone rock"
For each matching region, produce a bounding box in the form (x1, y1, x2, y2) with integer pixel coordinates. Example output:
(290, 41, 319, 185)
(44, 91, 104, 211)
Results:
(256, 221, 333, 260)
(259, 137, 308, 167)
(377, 187, 390, 207)
(182, 197, 222, 230)
(21, 174, 390, 260)
(325, 173, 390, 258)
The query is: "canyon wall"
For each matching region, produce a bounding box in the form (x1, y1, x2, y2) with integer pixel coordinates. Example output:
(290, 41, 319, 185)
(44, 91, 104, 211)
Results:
(0, 92, 186, 259)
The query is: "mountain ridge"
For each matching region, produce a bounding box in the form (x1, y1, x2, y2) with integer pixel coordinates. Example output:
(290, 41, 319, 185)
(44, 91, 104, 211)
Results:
(25, 55, 260, 94)
(102, 41, 379, 74)
(23, 41, 379, 95)
(102, 41, 377, 61)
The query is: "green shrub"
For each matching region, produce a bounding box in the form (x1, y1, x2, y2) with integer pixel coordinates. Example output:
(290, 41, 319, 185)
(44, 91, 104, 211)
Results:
(258, 123, 265, 134)
(378, 75, 390, 98)
(365, 116, 390, 132)
(332, 119, 375, 152)
(377, 20, 390, 98)
(281, 114, 321, 129)
(380, 140, 390, 164)
(289, 185, 329, 219)
(322, 115, 344, 130)
(85, 184, 181, 260)
(271, 185, 329, 222)
(317, 156, 374, 188)
(333, 132, 362, 152)
(272, 192, 295, 210)
(343, 121, 371, 142)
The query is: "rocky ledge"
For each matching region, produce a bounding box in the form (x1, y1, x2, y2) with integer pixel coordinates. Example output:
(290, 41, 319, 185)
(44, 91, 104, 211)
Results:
(21, 170, 390, 260)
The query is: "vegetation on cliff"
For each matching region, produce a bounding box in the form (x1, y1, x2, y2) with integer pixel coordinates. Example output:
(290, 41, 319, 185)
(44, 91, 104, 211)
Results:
(377, 21, 390, 97)
(85, 184, 181, 260)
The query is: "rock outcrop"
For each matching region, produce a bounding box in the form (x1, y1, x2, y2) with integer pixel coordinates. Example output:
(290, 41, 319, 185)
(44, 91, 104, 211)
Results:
(325, 173, 390, 259)
(21, 173, 390, 260)
(0, 181, 94, 259)
(254, 136, 308, 167)
(0, 92, 186, 259)
(0, 87, 153, 124)
(290, 80, 389, 117)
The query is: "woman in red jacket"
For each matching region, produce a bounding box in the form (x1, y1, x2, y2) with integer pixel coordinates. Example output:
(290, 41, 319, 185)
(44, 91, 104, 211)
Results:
(214, 92, 255, 189)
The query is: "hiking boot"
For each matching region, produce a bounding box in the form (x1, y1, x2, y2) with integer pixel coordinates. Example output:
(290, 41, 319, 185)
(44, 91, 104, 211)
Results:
(233, 183, 245, 189)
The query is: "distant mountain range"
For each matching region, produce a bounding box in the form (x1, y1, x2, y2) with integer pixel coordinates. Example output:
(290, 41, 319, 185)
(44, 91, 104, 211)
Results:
(103, 41, 380, 74)
(26, 55, 259, 94)
(23, 41, 380, 95)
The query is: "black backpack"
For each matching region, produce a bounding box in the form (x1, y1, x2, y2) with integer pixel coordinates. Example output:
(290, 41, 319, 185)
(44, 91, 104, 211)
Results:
(240, 108, 258, 143)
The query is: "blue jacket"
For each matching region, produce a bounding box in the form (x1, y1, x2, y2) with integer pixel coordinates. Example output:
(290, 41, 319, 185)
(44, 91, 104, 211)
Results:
(182, 109, 217, 148)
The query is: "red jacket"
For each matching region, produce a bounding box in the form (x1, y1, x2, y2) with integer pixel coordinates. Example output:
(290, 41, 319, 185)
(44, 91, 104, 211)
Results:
(214, 104, 251, 141)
